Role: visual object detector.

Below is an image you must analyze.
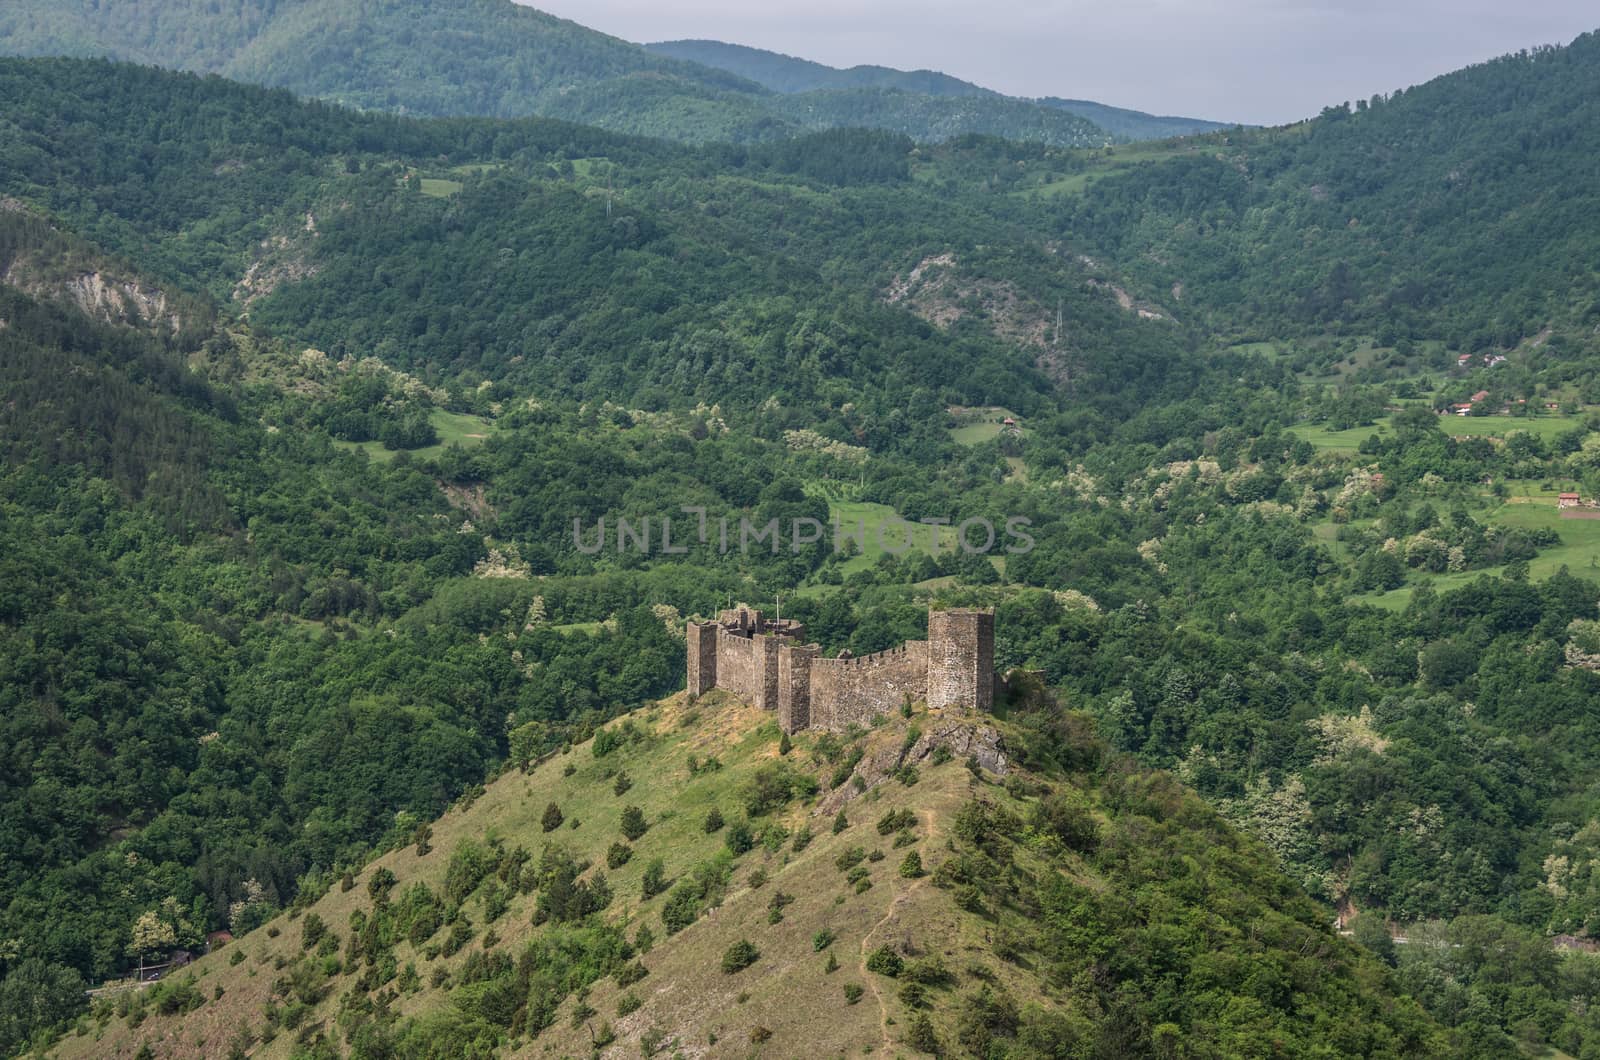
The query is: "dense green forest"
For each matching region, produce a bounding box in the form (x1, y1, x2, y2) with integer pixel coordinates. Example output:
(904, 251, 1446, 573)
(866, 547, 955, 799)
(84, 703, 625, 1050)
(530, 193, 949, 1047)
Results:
(3, 21, 1600, 1057)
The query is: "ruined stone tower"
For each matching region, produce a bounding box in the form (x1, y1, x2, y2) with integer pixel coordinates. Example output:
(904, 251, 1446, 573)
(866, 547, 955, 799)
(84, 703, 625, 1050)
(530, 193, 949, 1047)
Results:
(926, 609, 995, 715)
(687, 605, 996, 733)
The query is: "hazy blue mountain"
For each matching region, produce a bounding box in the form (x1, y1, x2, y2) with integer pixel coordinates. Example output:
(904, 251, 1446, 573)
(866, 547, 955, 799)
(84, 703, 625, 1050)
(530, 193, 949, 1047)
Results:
(647, 38, 1235, 140)
(0, 0, 1104, 144)
(646, 38, 990, 97)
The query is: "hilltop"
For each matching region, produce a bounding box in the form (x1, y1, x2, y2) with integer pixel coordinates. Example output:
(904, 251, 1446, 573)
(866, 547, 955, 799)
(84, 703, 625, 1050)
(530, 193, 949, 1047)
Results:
(56, 695, 1439, 1058)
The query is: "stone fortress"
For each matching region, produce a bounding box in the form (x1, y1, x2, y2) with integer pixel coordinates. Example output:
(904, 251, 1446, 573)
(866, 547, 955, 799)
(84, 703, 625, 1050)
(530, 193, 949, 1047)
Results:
(686, 604, 996, 734)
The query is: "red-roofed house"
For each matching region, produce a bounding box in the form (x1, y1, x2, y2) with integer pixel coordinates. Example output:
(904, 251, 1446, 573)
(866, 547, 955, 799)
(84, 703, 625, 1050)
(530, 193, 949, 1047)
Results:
(1560, 493, 1582, 509)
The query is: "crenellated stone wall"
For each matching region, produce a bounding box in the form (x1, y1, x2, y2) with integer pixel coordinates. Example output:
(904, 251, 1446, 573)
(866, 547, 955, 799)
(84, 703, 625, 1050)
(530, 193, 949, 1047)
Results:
(808, 640, 929, 732)
(686, 605, 996, 733)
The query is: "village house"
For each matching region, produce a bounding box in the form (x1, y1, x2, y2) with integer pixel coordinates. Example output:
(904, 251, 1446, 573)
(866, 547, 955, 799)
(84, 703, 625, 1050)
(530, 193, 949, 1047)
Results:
(1559, 492, 1582, 509)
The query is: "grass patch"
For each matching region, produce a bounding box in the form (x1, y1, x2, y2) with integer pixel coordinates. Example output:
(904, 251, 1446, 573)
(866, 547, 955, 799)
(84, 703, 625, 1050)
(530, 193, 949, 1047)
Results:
(333, 409, 493, 463)
(419, 178, 464, 198)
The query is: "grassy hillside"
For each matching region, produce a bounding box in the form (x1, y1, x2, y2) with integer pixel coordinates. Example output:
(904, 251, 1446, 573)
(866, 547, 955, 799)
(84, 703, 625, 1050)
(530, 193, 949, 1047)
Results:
(56, 696, 1440, 1058)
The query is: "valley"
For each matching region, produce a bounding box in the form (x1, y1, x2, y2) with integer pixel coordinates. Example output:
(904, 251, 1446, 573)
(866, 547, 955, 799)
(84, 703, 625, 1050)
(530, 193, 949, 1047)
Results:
(2, 8, 1600, 1059)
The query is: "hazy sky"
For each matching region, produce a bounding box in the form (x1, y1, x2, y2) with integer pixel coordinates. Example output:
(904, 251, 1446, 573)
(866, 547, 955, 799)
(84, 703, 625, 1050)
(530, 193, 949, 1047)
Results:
(524, 1, 1596, 125)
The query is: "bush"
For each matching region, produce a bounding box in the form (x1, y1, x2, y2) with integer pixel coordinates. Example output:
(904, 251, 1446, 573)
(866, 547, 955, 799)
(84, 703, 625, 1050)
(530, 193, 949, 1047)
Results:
(617, 993, 642, 1017)
(615, 960, 649, 987)
(899, 851, 925, 878)
(813, 929, 835, 951)
(641, 858, 668, 899)
(704, 807, 725, 833)
(778, 731, 792, 756)
(541, 802, 564, 832)
(866, 946, 903, 977)
(620, 805, 648, 842)
(906, 1012, 939, 1053)
(721, 940, 760, 974)
(791, 826, 814, 852)
(825, 951, 840, 973)
(834, 846, 866, 872)
(832, 810, 849, 834)
(877, 809, 917, 835)
(725, 819, 755, 855)
(301, 912, 326, 951)
(613, 770, 633, 796)
(607, 842, 633, 870)
(843, 983, 864, 1004)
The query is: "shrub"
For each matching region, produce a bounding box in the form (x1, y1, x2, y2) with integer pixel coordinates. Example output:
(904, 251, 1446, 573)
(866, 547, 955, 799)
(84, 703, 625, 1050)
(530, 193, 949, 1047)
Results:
(877, 809, 917, 835)
(825, 952, 840, 974)
(750, 1025, 773, 1044)
(899, 851, 925, 878)
(634, 924, 654, 954)
(832, 810, 849, 834)
(725, 819, 755, 855)
(906, 1012, 939, 1053)
(812, 929, 835, 951)
(541, 802, 564, 832)
(607, 842, 633, 870)
(843, 983, 864, 1004)
(367, 867, 397, 903)
(613, 770, 633, 796)
(721, 940, 760, 974)
(641, 858, 668, 899)
(791, 826, 814, 852)
(301, 913, 326, 951)
(834, 847, 866, 872)
(617, 993, 642, 1017)
(741, 761, 818, 817)
(620, 805, 648, 842)
(615, 960, 649, 987)
(703, 807, 725, 833)
(747, 867, 768, 889)
(899, 981, 928, 1008)
(866, 946, 903, 977)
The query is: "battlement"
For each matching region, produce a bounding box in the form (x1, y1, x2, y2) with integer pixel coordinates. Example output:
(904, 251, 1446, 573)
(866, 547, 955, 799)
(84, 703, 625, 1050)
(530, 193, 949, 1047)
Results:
(688, 604, 995, 733)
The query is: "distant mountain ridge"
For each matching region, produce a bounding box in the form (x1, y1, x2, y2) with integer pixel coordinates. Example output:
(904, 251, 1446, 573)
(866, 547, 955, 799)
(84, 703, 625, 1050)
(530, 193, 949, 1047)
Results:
(0, 0, 1105, 146)
(647, 38, 1236, 140)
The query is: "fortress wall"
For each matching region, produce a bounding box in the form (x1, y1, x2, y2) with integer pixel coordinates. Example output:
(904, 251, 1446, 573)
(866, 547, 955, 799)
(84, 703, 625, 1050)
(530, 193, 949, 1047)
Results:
(716, 630, 760, 706)
(808, 641, 928, 732)
(716, 629, 781, 710)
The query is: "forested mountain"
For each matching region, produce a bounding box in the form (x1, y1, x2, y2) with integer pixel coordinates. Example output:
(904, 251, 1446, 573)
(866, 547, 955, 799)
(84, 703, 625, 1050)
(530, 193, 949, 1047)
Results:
(6, 24, 1600, 1060)
(0, 0, 1107, 146)
(1049, 33, 1600, 349)
(648, 38, 1235, 141)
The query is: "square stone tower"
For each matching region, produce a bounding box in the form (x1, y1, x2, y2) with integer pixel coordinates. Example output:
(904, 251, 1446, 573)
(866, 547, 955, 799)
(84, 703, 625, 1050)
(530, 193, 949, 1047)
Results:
(926, 609, 994, 714)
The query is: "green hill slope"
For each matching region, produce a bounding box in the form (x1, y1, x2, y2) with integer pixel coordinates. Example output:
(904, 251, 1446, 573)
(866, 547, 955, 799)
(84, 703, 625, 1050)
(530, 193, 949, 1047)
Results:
(53, 697, 1441, 1058)
(1049, 30, 1600, 346)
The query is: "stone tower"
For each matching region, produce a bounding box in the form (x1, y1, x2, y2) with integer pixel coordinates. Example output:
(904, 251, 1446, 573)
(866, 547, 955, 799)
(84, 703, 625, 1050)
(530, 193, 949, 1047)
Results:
(686, 621, 717, 696)
(926, 609, 994, 714)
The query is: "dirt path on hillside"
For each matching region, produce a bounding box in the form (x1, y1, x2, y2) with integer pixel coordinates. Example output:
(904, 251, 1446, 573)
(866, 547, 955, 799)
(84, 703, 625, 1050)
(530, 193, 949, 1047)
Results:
(857, 807, 944, 1052)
